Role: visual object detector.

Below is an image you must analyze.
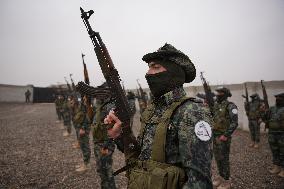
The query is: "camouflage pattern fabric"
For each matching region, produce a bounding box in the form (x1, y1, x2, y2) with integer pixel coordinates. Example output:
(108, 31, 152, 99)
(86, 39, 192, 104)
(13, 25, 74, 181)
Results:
(213, 99, 238, 181)
(245, 99, 262, 142)
(55, 98, 64, 120)
(264, 105, 284, 168)
(248, 120, 260, 142)
(62, 101, 71, 133)
(135, 87, 213, 188)
(79, 126, 91, 164)
(268, 133, 284, 167)
(93, 99, 116, 189)
(74, 104, 91, 164)
(93, 142, 116, 189)
(213, 137, 231, 180)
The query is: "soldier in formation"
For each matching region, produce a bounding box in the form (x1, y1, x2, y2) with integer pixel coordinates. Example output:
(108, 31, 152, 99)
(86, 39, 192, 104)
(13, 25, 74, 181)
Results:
(92, 83, 117, 189)
(212, 87, 238, 189)
(262, 93, 284, 177)
(62, 95, 72, 137)
(54, 95, 64, 123)
(105, 44, 213, 188)
(245, 93, 263, 148)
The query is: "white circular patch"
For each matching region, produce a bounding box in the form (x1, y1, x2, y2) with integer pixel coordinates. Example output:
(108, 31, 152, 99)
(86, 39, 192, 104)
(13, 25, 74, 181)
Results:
(194, 121, 212, 141)
(232, 109, 238, 114)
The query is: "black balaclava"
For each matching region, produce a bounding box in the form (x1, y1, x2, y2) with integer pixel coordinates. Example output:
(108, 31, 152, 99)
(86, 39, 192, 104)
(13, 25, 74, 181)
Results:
(216, 93, 227, 103)
(276, 97, 284, 107)
(145, 59, 185, 98)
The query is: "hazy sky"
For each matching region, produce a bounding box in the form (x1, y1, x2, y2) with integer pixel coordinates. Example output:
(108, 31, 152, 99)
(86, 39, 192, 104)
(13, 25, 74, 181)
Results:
(0, 0, 283, 89)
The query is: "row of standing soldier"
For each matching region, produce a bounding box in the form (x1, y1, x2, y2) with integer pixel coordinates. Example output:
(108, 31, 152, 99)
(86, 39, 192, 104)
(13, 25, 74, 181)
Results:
(200, 74, 284, 188)
(55, 7, 283, 189)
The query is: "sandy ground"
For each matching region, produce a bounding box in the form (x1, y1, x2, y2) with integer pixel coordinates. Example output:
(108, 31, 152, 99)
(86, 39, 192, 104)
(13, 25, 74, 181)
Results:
(0, 103, 283, 189)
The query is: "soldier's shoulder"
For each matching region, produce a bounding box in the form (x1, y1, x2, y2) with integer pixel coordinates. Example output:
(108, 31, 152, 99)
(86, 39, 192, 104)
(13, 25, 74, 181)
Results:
(227, 101, 237, 109)
(173, 97, 211, 119)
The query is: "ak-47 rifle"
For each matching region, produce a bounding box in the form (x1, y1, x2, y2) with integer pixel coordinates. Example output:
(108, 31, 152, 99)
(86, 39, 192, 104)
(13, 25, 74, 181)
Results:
(80, 7, 138, 159)
(200, 72, 214, 114)
(136, 79, 147, 107)
(261, 80, 269, 130)
(261, 80, 269, 111)
(80, 53, 94, 121)
(82, 53, 90, 85)
(242, 83, 249, 113)
(70, 74, 76, 92)
(64, 77, 72, 93)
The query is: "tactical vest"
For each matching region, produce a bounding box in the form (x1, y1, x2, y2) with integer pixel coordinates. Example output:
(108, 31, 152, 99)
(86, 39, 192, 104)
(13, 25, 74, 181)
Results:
(73, 109, 85, 125)
(127, 97, 191, 189)
(268, 106, 284, 131)
(93, 101, 109, 142)
(248, 101, 261, 120)
(213, 101, 231, 132)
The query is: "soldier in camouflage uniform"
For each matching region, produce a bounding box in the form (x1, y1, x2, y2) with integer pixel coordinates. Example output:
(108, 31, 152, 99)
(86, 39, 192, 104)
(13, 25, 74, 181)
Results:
(245, 93, 263, 148)
(73, 95, 92, 172)
(212, 87, 238, 189)
(92, 83, 116, 189)
(262, 93, 284, 177)
(105, 44, 213, 189)
(127, 91, 136, 128)
(55, 95, 64, 123)
(62, 96, 72, 137)
(69, 97, 81, 149)
(127, 91, 136, 116)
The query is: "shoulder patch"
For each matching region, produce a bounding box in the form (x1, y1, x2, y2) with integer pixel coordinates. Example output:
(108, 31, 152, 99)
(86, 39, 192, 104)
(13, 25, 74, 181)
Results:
(194, 121, 212, 141)
(232, 109, 238, 114)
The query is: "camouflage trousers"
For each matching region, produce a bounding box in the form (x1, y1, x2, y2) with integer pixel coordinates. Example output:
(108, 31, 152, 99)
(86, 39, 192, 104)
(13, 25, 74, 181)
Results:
(56, 108, 62, 120)
(73, 124, 80, 140)
(63, 112, 71, 134)
(248, 120, 260, 143)
(268, 132, 284, 168)
(93, 141, 116, 189)
(79, 128, 91, 164)
(213, 136, 231, 180)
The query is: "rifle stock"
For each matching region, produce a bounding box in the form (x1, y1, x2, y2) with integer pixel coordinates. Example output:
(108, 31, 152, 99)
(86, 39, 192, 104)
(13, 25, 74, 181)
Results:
(80, 7, 138, 159)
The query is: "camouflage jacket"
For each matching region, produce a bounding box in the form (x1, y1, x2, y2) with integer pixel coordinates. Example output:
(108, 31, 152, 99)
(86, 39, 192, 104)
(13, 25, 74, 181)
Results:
(62, 101, 71, 120)
(54, 98, 63, 110)
(245, 99, 262, 120)
(213, 100, 238, 137)
(117, 87, 213, 188)
(263, 105, 284, 132)
(93, 99, 116, 150)
(72, 104, 91, 130)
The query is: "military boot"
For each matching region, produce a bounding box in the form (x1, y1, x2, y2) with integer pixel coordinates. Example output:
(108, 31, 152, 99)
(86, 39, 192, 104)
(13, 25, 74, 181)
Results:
(217, 179, 231, 189)
(213, 176, 223, 187)
(249, 142, 254, 148)
(268, 165, 281, 174)
(63, 131, 70, 137)
(253, 143, 259, 149)
(278, 168, 284, 177)
(75, 163, 90, 172)
(72, 142, 80, 149)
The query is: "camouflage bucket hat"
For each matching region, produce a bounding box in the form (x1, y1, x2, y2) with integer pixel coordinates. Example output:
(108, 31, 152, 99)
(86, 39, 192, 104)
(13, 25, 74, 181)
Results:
(142, 43, 196, 83)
